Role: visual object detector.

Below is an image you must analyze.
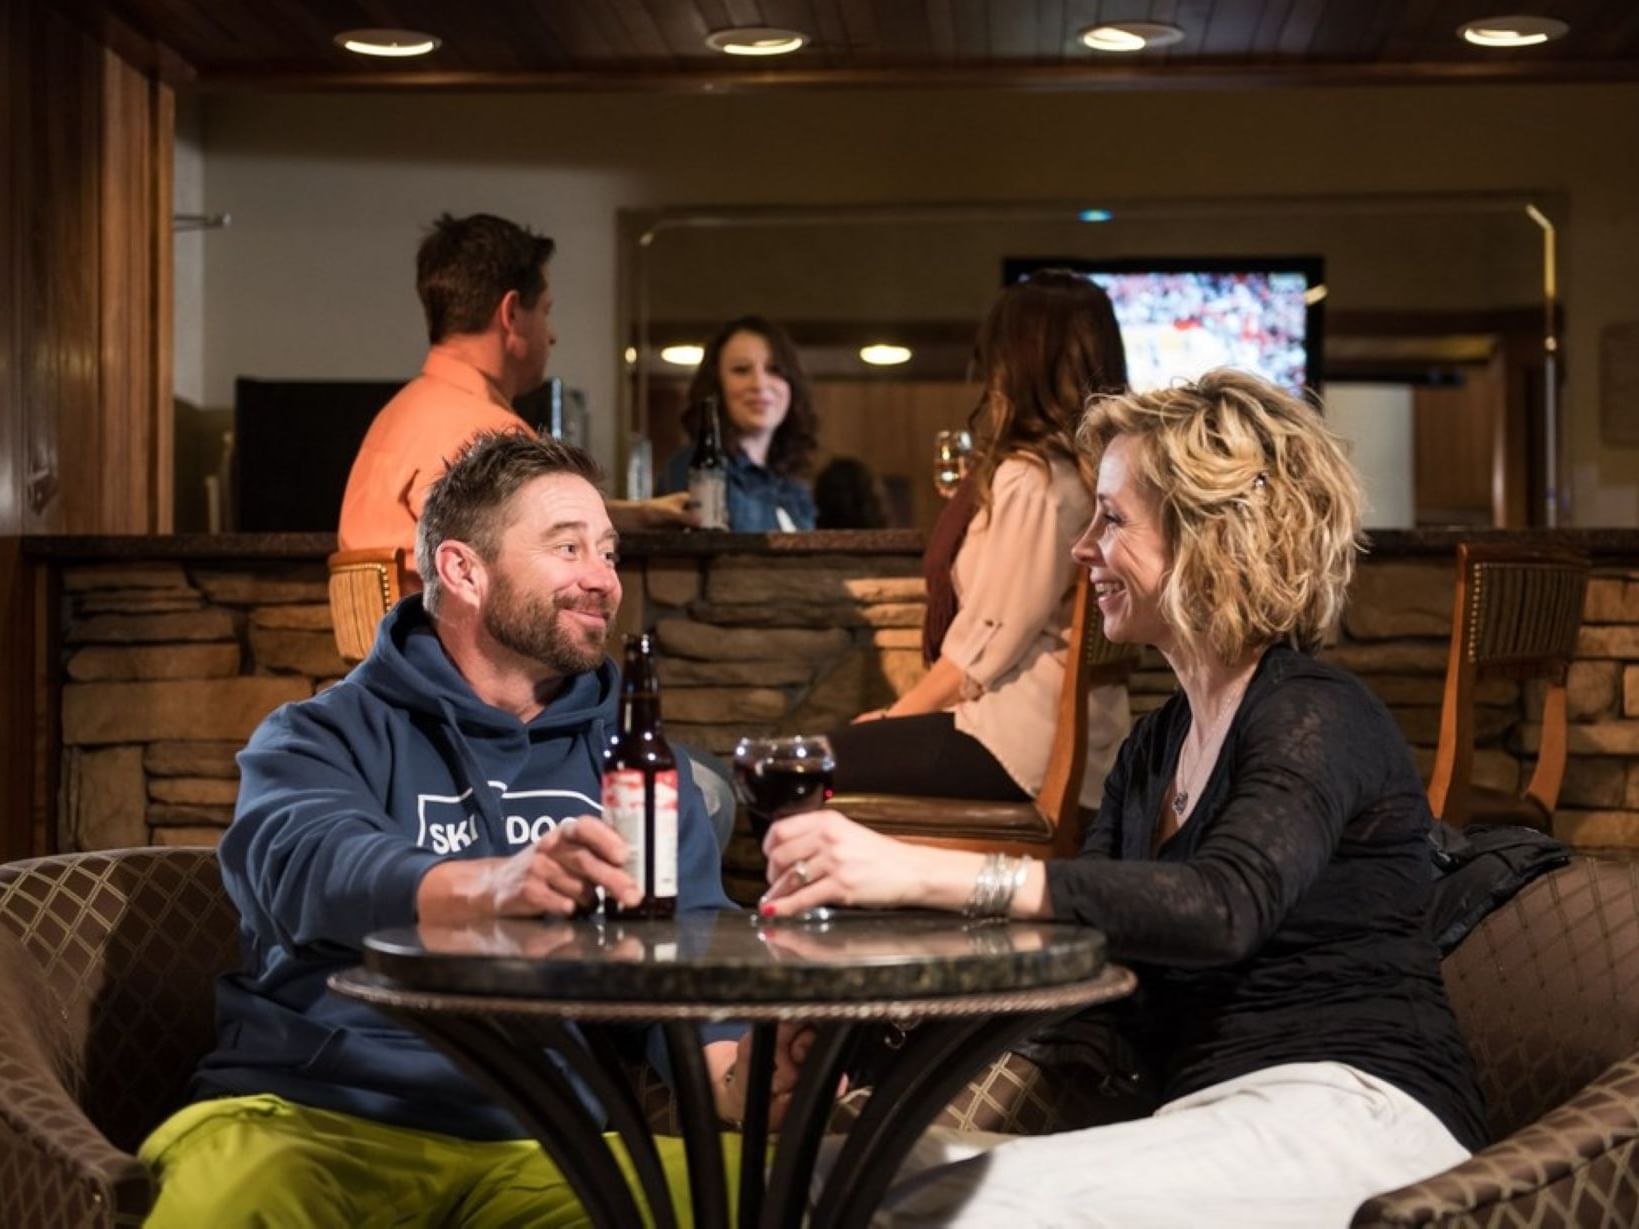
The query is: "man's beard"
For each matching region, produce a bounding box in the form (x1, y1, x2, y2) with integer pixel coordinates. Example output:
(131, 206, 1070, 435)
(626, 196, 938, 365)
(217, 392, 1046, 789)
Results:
(482, 570, 613, 676)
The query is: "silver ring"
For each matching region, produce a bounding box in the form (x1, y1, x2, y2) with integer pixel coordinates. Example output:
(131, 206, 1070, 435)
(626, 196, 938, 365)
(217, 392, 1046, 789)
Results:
(792, 859, 811, 887)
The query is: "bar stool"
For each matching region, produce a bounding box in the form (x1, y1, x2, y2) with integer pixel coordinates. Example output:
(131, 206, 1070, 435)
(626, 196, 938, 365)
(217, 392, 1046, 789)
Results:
(1426, 541, 1590, 831)
(326, 547, 406, 665)
(829, 570, 1139, 859)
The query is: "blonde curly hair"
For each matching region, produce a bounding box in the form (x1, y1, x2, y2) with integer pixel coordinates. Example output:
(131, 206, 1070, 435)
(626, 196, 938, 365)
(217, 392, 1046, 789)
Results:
(1078, 369, 1364, 661)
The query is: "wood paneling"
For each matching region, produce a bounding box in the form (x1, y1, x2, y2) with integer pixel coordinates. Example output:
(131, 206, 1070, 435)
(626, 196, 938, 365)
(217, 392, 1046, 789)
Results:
(55, 0, 1639, 87)
(2, 0, 173, 860)
(813, 380, 977, 532)
(1415, 358, 1502, 527)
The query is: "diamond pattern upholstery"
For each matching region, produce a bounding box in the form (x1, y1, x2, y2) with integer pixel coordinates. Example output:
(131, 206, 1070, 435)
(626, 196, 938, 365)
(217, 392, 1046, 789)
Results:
(828, 1049, 1108, 1136)
(4, 849, 1637, 1227)
(1355, 857, 1639, 1227)
(0, 848, 241, 1229)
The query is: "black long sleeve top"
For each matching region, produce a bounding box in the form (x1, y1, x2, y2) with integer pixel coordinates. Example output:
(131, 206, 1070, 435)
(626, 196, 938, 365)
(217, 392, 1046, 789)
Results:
(1045, 644, 1488, 1150)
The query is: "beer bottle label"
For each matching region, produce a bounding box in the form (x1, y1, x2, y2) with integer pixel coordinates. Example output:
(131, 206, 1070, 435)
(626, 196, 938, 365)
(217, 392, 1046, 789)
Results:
(688, 469, 728, 530)
(601, 768, 679, 898)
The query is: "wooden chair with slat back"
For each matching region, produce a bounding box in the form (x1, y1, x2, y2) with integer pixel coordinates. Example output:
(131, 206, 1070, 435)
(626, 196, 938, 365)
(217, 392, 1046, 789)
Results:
(830, 569, 1139, 858)
(327, 547, 407, 665)
(1426, 541, 1590, 832)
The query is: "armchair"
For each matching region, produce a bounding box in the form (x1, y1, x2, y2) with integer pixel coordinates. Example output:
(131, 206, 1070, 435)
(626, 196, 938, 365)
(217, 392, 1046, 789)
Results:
(0, 847, 239, 1229)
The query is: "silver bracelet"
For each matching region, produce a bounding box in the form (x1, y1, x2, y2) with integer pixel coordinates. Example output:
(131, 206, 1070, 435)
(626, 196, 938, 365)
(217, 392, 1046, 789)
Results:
(965, 853, 1027, 918)
(963, 853, 1034, 918)
(1002, 855, 1031, 915)
(963, 852, 1000, 917)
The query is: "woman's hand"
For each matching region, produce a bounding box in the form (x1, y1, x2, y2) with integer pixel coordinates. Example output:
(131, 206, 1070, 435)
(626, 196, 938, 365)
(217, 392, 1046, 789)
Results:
(759, 809, 925, 916)
(849, 707, 891, 724)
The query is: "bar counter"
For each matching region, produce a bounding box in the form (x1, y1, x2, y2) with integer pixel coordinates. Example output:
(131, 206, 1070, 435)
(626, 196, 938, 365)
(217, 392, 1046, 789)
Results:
(20, 528, 1639, 890)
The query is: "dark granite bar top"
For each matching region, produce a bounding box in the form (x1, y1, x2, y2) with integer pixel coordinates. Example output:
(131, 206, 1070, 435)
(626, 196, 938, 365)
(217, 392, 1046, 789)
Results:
(19, 527, 1639, 564)
(19, 529, 926, 561)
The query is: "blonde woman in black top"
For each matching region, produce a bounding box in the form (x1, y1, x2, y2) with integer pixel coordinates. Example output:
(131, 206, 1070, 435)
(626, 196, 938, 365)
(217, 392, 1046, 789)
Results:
(761, 369, 1485, 1227)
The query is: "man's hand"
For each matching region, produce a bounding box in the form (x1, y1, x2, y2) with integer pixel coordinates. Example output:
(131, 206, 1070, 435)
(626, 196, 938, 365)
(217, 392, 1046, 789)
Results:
(416, 818, 641, 925)
(608, 493, 701, 533)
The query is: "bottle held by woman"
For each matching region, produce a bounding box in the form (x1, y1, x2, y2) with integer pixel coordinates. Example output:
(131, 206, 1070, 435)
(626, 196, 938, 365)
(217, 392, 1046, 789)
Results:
(687, 394, 730, 530)
(659, 316, 818, 532)
(601, 633, 677, 918)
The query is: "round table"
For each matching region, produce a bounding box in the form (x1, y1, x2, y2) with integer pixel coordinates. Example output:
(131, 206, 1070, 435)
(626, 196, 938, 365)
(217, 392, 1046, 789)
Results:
(330, 909, 1134, 1229)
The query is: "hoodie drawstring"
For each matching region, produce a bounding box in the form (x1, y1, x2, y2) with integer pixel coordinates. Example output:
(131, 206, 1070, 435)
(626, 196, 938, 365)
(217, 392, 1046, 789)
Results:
(435, 696, 509, 835)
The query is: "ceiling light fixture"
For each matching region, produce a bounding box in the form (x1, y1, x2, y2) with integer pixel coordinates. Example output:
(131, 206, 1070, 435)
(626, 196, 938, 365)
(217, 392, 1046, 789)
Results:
(334, 29, 442, 58)
(859, 344, 912, 367)
(1078, 22, 1185, 53)
(705, 27, 808, 57)
(660, 344, 705, 367)
(1458, 16, 1568, 47)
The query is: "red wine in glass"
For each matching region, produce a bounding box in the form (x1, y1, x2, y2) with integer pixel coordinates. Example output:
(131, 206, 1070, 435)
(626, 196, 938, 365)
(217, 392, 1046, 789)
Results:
(733, 735, 836, 841)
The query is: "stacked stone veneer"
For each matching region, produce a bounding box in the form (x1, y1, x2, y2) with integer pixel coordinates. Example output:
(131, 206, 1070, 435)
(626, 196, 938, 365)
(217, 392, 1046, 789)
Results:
(50, 553, 1639, 888)
(59, 561, 339, 852)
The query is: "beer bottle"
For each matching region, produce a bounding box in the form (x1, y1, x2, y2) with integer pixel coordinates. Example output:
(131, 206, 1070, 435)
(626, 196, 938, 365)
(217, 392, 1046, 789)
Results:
(601, 633, 678, 918)
(687, 394, 730, 531)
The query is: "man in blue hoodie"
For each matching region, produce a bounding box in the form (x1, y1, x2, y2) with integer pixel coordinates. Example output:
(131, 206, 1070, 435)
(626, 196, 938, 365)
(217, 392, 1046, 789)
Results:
(138, 431, 753, 1225)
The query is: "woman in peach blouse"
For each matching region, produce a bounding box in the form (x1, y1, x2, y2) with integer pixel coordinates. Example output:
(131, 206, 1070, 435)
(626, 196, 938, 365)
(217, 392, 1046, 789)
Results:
(827, 270, 1131, 807)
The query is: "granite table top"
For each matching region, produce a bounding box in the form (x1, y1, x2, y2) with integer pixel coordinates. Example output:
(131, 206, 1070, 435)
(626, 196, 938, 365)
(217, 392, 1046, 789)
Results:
(358, 909, 1107, 1006)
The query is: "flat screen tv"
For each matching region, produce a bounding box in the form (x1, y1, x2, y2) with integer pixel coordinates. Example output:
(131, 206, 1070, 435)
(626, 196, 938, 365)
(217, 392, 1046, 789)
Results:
(1001, 257, 1324, 397)
(233, 378, 556, 532)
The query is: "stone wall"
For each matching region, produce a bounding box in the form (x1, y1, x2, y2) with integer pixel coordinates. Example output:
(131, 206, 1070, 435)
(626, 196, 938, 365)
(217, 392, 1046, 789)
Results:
(47, 551, 1639, 888)
(59, 561, 337, 851)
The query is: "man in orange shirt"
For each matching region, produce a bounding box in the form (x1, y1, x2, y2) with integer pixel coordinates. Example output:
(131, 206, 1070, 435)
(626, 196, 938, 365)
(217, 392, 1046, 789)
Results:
(339, 213, 694, 585)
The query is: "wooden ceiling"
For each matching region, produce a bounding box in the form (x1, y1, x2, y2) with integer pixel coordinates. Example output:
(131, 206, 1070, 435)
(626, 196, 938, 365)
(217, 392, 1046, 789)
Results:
(68, 0, 1639, 90)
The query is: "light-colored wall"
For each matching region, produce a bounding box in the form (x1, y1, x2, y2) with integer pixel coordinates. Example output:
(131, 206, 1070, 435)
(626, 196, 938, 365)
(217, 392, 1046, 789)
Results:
(1327, 384, 1415, 530)
(198, 81, 1639, 522)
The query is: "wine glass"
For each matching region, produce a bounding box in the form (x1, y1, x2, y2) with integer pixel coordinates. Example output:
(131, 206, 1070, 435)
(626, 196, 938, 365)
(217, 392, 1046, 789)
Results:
(732, 734, 836, 842)
(933, 430, 973, 499)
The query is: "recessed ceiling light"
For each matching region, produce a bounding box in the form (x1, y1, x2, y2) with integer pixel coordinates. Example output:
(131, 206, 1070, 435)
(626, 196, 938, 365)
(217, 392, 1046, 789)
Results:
(705, 27, 808, 57)
(335, 29, 441, 58)
(859, 344, 912, 367)
(1078, 22, 1185, 53)
(660, 344, 705, 367)
(1458, 16, 1568, 47)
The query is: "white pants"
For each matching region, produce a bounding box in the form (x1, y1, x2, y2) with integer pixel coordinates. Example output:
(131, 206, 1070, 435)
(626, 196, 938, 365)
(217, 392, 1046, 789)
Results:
(837, 1062, 1471, 1229)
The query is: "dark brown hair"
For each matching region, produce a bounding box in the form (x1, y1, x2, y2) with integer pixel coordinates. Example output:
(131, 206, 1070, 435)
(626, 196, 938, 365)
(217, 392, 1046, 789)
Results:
(415, 213, 555, 344)
(969, 270, 1128, 509)
(417, 430, 603, 615)
(682, 316, 819, 479)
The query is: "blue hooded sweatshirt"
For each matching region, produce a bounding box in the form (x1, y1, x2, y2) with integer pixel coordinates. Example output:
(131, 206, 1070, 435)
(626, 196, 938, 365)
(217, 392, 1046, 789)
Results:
(194, 596, 737, 1140)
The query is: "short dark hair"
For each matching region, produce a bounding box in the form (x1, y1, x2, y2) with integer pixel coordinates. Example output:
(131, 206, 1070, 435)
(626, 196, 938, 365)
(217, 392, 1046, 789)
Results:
(682, 315, 819, 479)
(415, 213, 556, 344)
(417, 430, 603, 615)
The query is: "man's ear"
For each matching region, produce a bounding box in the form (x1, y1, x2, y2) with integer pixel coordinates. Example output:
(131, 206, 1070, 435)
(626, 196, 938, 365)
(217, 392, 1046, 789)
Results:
(433, 540, 486, 608)
(495, 289, 522, 346)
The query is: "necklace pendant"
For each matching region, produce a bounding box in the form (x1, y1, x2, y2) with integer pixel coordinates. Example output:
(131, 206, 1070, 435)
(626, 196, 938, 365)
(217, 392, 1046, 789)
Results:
(1171, 790, 1188, 817)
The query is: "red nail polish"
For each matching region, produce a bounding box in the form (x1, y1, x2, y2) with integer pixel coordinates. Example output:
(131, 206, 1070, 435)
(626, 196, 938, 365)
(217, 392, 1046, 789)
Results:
(759, 902, 776, 917)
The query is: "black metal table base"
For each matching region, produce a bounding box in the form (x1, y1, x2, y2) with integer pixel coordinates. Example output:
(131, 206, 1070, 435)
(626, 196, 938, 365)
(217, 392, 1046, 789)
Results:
(374, 1001, 1093, 1229)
